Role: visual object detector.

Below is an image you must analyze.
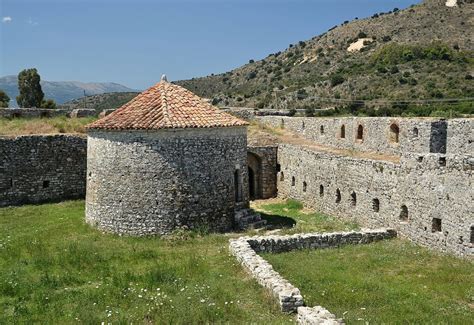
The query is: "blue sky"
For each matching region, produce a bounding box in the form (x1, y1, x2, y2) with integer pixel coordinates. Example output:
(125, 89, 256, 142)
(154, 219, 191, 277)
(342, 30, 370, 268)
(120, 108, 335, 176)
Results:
(1, 0, 418, 90)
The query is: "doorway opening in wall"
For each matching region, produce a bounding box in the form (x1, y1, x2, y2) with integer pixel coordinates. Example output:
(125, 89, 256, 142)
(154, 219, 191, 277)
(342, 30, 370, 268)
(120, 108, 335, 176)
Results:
(247, 152, 262, 200)
(234, 170, 242, 203)
(356, 125, 364, 141)
(389, 123, 400, 143)
(340, 125, 346, 139)
(248, 167, 256, 200)
(372, 198, 380, 212)
(399, 205, 408, 222)
(336, 189, 341, 203)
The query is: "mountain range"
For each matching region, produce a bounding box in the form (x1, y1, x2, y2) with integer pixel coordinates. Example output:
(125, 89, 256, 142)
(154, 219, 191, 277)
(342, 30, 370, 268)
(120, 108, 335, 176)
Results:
(0, 75, 137, 107)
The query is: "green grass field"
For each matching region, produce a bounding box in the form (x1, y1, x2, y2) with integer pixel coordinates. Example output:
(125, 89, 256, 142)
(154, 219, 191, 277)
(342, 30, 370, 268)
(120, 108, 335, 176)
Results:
(0, 201, 293, 324)
(1, 199, 472, 323)
(252, 199, 359, 234)
(263, 241, 474, 324)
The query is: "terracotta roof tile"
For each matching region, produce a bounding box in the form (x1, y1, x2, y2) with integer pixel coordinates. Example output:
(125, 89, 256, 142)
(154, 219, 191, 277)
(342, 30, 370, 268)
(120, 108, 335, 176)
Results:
(86, 80, 248, 130)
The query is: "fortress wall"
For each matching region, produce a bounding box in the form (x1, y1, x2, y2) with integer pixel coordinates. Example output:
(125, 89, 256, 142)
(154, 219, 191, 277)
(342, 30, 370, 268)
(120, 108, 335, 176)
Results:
(447, 119, 474, 156)
(0, 135, 87, 207)
(257, 116, 467, 156)
(276, 143, 473, 257)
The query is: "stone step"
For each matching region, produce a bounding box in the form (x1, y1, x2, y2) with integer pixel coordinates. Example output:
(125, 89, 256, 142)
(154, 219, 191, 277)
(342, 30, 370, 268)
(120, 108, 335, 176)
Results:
(235, 208, 267, 230)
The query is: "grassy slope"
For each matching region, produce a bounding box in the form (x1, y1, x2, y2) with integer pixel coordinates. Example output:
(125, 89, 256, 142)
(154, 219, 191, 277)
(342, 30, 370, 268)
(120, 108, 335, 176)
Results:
(177, 0, 474, 111)
(0, 116, 97, 136)
(264, 242, 474, 323)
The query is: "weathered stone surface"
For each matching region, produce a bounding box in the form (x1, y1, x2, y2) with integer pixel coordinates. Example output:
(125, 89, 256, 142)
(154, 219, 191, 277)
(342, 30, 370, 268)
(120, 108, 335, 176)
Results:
(297, 306, 344, 325)
(86, 127, 250, 235)
(258, 116, 472, 257)
(69, 109, 97, 118)
(0, 134, 87, 206)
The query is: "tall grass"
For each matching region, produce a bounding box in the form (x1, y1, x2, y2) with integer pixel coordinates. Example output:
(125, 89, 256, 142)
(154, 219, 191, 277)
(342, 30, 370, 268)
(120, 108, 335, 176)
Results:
(0, 116, 97, 136)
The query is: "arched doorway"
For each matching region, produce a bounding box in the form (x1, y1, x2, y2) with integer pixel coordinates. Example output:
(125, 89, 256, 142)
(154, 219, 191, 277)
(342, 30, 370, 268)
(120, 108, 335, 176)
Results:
(247, 152, 262, 200)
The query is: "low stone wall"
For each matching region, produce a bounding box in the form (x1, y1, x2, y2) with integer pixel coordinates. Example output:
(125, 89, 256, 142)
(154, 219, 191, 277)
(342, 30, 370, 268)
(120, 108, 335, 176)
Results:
(229, 229, 396, 321)
(297, 306, 342, 325)
(70, 109, 98, 118)
(99, 109, 115, 118)
(0, 134, 87, 207)
(0, 108, 71, 119)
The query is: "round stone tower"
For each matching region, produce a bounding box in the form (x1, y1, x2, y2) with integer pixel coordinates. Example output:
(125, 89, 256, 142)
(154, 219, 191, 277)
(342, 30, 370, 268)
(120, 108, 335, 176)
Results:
(85, 76, 249, 235)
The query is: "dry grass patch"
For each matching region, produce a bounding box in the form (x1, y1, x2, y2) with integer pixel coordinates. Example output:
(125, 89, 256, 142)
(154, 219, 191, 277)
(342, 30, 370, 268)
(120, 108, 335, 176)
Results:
(0, 116, 97, 136)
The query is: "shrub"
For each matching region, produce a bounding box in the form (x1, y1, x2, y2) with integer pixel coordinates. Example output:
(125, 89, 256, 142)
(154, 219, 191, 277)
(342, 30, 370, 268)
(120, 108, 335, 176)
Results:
(304, 106, 315, 117)
(41, 99, 57, 109)
(288, 108, 297, 116)
(330, 74, 345, 87)
(246, 71, 257, 80)
(358, 31, 368, 38)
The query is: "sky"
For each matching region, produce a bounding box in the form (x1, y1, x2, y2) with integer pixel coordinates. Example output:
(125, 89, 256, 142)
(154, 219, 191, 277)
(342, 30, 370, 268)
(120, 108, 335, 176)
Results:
(1, 0, 419, 90)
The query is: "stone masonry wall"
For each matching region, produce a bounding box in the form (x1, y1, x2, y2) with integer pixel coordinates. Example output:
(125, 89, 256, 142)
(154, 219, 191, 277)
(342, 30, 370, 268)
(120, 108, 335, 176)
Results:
(86, 128, 249, 235)
(258, 116, 473, 157)
(247, 145, 278, 199)
(276, 143, 473, 257)
(0, 135, 87, 207)
(0, 108, 72, 118)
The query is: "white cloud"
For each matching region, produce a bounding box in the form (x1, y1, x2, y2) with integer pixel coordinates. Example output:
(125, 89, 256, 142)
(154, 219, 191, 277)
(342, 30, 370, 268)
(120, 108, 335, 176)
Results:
(27, 17, 39, 26)
(2, 16, 12, 23)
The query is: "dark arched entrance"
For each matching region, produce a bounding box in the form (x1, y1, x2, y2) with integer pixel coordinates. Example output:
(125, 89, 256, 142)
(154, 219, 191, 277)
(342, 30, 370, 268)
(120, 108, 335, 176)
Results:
(247, 152, 262, 200)
(248, 167, 256, 200)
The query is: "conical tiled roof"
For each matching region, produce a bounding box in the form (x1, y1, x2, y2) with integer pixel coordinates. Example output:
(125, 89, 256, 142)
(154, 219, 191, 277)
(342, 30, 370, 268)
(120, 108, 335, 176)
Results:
(86, 80, 248, 130)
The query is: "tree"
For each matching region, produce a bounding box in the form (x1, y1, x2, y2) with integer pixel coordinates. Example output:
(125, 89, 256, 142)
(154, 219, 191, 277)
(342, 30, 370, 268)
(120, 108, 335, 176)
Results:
(41, 99, 57, 109)
(0, 90, 10, 108)
(16, 68, 44, 108)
